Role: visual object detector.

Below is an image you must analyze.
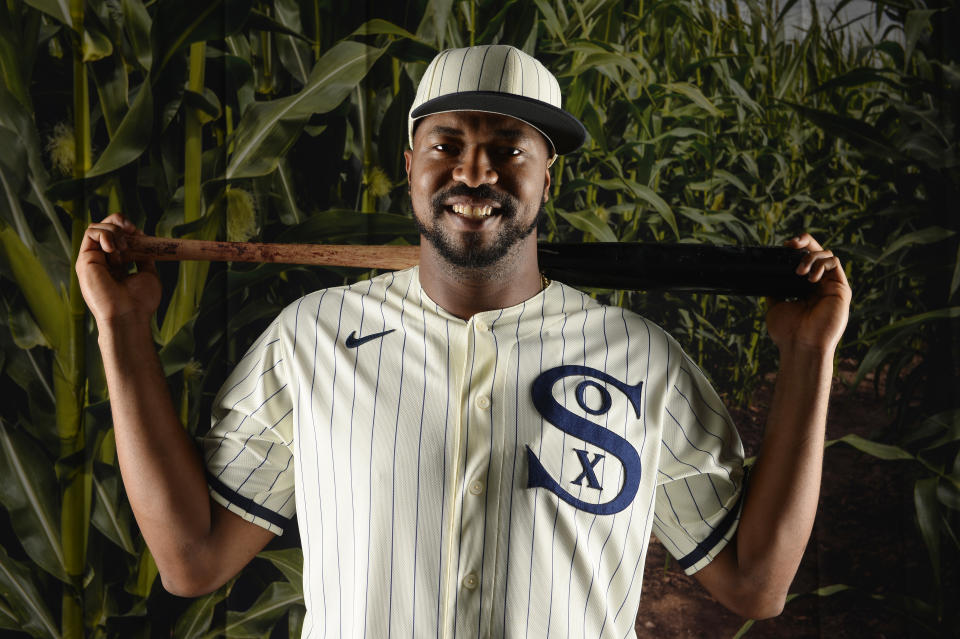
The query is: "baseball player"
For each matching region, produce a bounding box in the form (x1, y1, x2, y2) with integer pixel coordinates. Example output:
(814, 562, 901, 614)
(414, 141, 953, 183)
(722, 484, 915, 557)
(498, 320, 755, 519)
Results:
(76, 45, 850, 638)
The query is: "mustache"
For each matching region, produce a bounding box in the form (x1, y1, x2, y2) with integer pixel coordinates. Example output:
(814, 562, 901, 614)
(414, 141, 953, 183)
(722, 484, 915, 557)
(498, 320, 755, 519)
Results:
(430, 184, 518, 216)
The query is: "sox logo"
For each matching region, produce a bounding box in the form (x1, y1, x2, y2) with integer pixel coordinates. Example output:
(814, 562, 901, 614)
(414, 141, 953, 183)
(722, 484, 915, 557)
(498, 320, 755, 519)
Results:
(525, 365, 643, 515)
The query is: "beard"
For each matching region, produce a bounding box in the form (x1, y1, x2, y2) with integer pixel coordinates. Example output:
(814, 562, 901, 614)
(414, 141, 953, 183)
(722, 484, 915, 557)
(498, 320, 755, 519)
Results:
(414, 183, 545, 270)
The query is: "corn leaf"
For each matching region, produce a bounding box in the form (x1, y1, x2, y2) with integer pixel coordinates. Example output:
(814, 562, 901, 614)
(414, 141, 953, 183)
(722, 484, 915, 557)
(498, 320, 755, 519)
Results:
(0, 5, 29, 110)
(914, 477, 941, 586)
(81, 23, 114, 62)
(207, 581, 302, 639)
(631, 184, 678, 239)
(90, 469, 136, 555)
(258, 548, 304, 591)
(0, 598, 19, 631)
(227, 42, 386, 179)
(662, 82, 722, 117)
(125, 546, 158, 598)
(273, 209, 418, 245)
(275, 159, 304, 224)
(6, 298, 49, 350)
(0, 226, 66, 352)
(825, 433, 915, 461)
(904, 9, 939, 66)
(787, 101, 902, 161)
(174, 582, 232, 639)
(0, 86, 70, 258)
(0, 421, 68, 583)
(865, 307, 960, 340)
(22, 0, 70, 29)
(0, 544, 60, 639)
(121, 0, 152, 71)
(876, 226, 956, 264)
(0, 126, 34, 254)
(288, 605, 305, 638)
(416, 0, 455, 48)
(532, 0, 566, 45)
(350, 18, 424, 42)
(938, 480, 960, 511)
(274, 0, 311, 86)
(152, 0, 255, 75)
(902, 410, 960, 450)
(87, 82, 153, 178)
(557, 210, 619, 243)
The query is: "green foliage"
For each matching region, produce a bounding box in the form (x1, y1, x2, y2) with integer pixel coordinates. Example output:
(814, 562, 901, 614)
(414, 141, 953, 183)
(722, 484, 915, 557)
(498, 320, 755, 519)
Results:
(0, 0, 957, 636)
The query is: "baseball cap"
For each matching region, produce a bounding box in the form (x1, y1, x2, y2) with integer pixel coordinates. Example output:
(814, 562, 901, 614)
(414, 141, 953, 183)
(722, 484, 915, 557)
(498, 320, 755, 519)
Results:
(408, 45, 587, 160)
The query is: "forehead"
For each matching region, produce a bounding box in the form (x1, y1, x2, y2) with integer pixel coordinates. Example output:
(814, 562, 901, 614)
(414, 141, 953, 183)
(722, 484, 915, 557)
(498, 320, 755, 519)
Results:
(415, 111, 548, 149)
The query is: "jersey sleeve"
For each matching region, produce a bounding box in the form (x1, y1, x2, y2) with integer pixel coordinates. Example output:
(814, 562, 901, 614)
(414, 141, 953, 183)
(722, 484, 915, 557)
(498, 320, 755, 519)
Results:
(652, 352, 745, 575)
(201, 318, 295, 535)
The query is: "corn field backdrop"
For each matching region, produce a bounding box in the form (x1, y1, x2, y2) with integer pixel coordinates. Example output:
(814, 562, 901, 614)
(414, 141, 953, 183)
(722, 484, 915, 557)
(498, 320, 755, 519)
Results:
(0, 0, 957, 637)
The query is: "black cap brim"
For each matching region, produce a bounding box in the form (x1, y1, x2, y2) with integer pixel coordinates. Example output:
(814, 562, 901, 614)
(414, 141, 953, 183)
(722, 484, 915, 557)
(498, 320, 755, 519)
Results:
(410, 91, 587, 155)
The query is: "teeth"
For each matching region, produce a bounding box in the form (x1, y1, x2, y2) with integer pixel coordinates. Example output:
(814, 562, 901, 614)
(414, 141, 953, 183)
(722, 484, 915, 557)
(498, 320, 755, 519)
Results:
(452, 203, 493, 219)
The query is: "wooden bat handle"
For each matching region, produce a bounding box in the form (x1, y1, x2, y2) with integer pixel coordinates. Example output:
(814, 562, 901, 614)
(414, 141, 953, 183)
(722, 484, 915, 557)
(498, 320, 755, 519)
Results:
(123, 235, 420, 270)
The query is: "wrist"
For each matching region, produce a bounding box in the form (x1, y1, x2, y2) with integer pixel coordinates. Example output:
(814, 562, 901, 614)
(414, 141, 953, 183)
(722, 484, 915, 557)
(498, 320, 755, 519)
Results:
(776, 342, 835, 370)
(96, 313, 154, 344)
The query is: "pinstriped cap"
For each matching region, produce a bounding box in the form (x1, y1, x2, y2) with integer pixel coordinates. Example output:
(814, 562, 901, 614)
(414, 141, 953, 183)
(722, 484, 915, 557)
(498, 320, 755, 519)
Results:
(409, 45, 587, 157)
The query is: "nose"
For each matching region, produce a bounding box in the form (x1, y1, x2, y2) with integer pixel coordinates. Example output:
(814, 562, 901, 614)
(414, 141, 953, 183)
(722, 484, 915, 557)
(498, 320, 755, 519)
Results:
(452, 146, 498, 188)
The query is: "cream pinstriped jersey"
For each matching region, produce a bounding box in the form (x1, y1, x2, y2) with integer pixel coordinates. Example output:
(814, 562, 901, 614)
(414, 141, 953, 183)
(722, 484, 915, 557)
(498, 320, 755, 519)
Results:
(203, 266, 745, 639)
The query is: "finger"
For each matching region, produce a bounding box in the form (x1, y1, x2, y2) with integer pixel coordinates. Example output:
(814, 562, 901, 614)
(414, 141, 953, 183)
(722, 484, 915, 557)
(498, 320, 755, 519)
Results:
(100, 212, 135, 232)
(806, 255, 841, 282)
(120, 225, 158, 274)
(795, 249, 834, 276)
(79, 228, 114, 262)
(135, 256, 158, 276)
(785, 233, 825, 255)
(80, 223, 127, 255)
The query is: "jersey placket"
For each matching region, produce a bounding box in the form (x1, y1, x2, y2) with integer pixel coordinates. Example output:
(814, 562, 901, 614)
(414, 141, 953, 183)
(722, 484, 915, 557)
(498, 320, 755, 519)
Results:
(446, 313, 505, 638)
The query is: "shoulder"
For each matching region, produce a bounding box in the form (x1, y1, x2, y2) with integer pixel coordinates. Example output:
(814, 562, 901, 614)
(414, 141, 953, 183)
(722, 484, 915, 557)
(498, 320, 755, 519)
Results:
(275, 268, 417, 324)
(549, 281, 675, 338)
(546, 281, 696, 377)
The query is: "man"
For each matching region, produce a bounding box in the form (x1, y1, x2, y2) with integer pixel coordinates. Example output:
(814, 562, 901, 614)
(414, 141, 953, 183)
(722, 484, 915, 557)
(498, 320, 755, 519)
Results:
(76, 45, 850, 638)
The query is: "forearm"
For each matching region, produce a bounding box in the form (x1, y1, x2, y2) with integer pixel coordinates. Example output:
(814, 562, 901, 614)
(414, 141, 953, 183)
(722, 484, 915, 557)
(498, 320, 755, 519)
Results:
(97, 317, 218, 589)
(735, 346, 833, 597)
(695, 345, 833, 618)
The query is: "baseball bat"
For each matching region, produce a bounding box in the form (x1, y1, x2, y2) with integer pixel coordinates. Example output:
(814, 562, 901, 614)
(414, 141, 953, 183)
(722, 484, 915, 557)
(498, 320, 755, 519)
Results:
(120, 235, 815, 298)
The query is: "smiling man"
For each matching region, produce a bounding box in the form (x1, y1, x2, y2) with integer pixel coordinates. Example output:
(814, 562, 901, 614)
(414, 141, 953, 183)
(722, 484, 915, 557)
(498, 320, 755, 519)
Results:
(76, 45, 850, 638)
(407, 110, 552, 316)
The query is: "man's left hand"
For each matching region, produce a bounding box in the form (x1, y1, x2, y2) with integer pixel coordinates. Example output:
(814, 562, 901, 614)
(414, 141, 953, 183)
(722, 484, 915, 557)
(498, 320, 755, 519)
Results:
(766, 233, 851, 354)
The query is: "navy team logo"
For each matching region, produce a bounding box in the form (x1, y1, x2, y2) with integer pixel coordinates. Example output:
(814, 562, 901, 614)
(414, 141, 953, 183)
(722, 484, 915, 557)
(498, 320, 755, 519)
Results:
(526, 365, 642, 515)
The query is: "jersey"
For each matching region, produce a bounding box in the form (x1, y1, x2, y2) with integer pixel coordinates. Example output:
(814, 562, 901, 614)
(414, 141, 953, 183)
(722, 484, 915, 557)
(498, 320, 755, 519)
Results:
(202, 266, 745, 639)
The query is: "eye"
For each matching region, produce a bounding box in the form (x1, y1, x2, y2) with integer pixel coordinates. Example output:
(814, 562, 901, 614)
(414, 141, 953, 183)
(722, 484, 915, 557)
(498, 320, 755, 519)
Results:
(432, 143, 459, 154)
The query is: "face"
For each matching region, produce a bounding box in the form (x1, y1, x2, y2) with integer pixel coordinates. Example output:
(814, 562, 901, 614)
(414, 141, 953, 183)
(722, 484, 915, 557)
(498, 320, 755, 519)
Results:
(404, 111, 552, 271)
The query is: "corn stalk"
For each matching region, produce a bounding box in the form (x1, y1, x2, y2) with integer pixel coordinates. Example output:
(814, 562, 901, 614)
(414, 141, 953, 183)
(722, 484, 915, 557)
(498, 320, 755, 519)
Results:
(58, 0, 92, 636)
(160, 42, 212, 346)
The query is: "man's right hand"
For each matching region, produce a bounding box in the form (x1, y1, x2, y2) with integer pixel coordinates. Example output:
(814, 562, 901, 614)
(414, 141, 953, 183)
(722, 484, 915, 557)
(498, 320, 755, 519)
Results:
(76, 213, 161, 326)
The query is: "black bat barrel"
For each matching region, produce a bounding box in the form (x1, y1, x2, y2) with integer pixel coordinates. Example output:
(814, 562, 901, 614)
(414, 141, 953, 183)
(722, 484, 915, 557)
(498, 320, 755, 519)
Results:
(537, 243, 815, 298)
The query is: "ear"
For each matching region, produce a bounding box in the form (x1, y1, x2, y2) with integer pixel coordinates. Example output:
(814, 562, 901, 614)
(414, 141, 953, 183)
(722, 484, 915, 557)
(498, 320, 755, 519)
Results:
(403, 149, 413, 184)
(542, 164, 552, 203)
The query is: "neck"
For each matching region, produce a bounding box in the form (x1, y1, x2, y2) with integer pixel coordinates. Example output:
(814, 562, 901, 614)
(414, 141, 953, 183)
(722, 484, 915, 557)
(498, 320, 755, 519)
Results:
(417, 235, 543, 320)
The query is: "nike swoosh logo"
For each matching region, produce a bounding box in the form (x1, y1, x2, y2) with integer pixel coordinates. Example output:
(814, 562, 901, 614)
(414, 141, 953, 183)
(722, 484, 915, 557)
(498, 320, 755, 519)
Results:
(345, 329, 395, 348)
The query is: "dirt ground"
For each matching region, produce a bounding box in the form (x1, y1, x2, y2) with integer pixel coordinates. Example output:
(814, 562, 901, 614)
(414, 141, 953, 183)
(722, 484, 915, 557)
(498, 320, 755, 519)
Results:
(635, 360, 931, 638)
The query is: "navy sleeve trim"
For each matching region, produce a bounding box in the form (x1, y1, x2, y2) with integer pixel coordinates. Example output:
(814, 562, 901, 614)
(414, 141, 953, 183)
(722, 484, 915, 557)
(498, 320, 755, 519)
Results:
(676, 473, 747, 571)
(207, 473, 292, 531)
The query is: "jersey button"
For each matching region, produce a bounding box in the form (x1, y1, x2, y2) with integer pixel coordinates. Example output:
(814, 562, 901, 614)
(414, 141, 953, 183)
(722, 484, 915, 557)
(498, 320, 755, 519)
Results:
(475, 319, 488, 332)
(476, 396, 490, 409)
(468, 480, 484, 496)
(462, 572, 479, 590)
